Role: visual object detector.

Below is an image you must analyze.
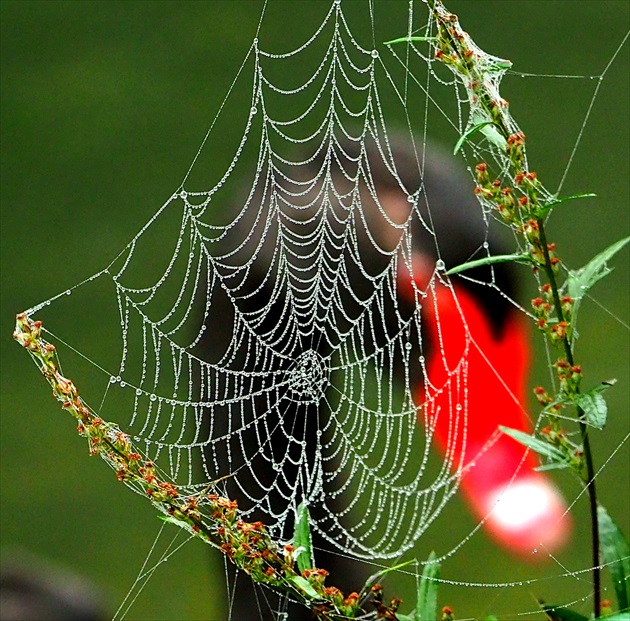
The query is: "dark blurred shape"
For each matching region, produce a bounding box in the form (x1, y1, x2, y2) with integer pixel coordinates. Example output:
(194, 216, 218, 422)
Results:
(0, 550, 106, 621)
(207, 136, 518, 620)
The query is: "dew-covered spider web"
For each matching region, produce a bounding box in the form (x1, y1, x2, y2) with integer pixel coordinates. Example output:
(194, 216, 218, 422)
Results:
(15, 0, 629, 619)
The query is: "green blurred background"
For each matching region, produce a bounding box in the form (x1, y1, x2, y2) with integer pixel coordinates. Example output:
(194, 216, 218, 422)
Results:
(1, 1, 628, 620)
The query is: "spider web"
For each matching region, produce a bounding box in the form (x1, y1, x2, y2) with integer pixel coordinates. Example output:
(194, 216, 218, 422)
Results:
(14, 0, 629, 619)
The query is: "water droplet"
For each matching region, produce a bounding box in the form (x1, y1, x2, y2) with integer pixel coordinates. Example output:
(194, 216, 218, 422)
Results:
(251, 106, 258, 115)
(179, 190, 188, 199)
(120, 381, 126, 388)
(407, 194, 415, 203)
(418, 356, 425, 363)
(136, 389, 142, 396)
(482, 241, 489, 249)
(109, 376, 117, 383)
(435, 259, 445, 270)
(456, 403, 462, 411)
(405, 342, 412, 351)
(65, 289, 72, 295)
(150, 394, 157, 402)
(371, 49, 379, 58)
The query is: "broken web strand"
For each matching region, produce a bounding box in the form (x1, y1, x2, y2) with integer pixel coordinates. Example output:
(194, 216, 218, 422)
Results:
(12, 1, 628, 620)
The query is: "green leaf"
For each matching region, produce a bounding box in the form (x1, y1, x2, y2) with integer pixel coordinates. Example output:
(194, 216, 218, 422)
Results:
(287, 574, 322, 600)
(359, 559, 417, 598)
(500, 426, 567, 463)
(534, 461, 571, 473)
(158, 514, 182, 526)
(454, 121, 499, 154)
(384, 36, 439, 45)
(572, 380, 615, 429)
(595, 613, 630, 621)
(567, 236, 630, 326)
(446, 253, 531, 275)
(293, 502, 314, 573)
(470, 111, 508, 149)
(598, 505, 630, 612)
(541, 602, 589, 621)
(535, 192, 597, 218)
(416, 551, 440, 621)
(574, 390, 608, 429)
(490, 58, 513, 71)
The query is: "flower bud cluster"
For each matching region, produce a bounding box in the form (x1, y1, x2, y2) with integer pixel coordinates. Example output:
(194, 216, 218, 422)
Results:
(371, 583, 403, 619)
(14, 312, 367, 619)
(555, 359, 583, 395)
(540, 424, 585, 475)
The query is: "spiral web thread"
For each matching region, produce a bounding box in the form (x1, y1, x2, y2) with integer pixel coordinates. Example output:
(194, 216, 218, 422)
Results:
(17, 0, 629, 614)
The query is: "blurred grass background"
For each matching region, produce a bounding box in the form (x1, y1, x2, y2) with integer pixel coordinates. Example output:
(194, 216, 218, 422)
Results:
(1, 1, 628, 620)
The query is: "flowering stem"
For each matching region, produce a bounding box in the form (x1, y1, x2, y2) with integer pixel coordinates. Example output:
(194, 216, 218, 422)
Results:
(427, 1, 601, 615)
(12, 312, 368, 620)
(537, 217, 601, 616)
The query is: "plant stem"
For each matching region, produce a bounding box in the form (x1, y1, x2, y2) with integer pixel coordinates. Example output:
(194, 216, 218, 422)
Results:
(426, 1, 602, 614)
(538, 218, 601, 618)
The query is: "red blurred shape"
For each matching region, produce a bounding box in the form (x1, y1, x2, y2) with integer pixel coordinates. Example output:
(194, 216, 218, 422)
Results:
(401, 264, 571, 555)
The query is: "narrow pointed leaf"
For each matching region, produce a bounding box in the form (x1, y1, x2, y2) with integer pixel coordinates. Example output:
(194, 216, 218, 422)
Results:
(287, 574, 322, 600)
(293, 502, 314, 573)
(385, 36, 439, 45)
(490, 58, 513, 70)
(567, 236, 630, 325)
(359, 559, 417, 599)
(598, 505, 630, 612)
(500, 426, 566, 462)
(454, 121, 498, 154)
(446, 253, 531, 275)
(416, 551, 440, 621)
(534, 461, 571, 473)
(535, 192, 597, 217)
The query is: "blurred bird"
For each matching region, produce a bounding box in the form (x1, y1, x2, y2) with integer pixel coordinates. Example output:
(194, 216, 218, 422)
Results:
(202, 135, 571, 620)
